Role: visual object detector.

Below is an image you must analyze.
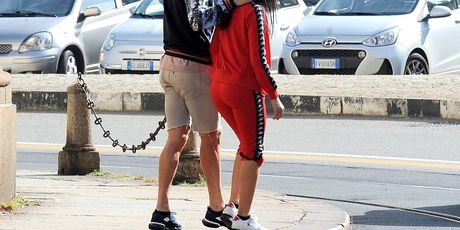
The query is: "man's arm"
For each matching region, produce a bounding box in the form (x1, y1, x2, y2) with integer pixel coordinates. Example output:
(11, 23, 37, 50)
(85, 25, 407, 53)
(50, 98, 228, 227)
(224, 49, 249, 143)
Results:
(187, 0, 250, 31)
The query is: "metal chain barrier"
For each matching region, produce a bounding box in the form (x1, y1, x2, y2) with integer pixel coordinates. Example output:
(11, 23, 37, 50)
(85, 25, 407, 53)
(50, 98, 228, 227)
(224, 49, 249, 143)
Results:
(76, 73, 166, 153)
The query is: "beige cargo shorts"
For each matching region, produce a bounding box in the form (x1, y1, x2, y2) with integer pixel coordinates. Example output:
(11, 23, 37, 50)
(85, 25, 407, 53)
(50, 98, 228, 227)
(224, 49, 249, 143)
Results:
(159, 68, 220, 133)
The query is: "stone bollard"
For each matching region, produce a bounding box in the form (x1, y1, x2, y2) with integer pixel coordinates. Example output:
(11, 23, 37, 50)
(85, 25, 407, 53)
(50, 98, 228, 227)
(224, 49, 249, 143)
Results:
(58, 83, 100, 175)
(173, 131, 203, 184)
(0, 68, 16, 203)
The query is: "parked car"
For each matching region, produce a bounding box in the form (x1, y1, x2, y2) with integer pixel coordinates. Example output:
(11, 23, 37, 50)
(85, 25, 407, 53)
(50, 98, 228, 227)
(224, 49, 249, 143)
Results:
(280, 0, 460, 75)
(0, 0, 141, 74)
(304, 0, 321, 6)
(271, 0, 309, 73)
(100, 0, 315, 74)
(100, 0, 163, 74)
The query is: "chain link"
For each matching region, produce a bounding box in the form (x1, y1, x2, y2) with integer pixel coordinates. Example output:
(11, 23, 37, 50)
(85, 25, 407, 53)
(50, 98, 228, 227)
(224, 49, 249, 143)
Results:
(76, 73, 166, 153)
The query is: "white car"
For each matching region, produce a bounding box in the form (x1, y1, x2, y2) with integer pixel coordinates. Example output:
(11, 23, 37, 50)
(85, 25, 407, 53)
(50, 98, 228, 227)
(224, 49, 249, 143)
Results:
(0, 0, 141, 74)
(100, 0, 315, 74)
(100, 0, 163, 74)
(280, 0, 460, 75)
(271, 0, 321, 73)
(271, 0, 308, 73)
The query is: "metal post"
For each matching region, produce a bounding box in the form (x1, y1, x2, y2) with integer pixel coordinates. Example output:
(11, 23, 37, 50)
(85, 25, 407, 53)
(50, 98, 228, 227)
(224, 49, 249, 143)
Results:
(0, 67, 16, 203)
(58, 83, 100, 175)
(173, 131, 203, 184)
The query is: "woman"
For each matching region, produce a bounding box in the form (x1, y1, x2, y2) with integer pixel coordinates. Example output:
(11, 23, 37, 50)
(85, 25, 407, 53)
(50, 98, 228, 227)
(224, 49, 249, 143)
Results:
(209, 1, 284, 229)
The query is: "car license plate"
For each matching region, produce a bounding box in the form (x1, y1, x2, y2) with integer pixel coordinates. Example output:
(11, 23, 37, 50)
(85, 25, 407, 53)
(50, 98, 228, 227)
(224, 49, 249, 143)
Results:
(125, 60, 158, 71)
(311, 58, 340, 69)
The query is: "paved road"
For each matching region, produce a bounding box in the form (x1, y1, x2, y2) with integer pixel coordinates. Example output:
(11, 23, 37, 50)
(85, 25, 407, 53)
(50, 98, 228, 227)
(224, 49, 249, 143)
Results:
(16, 112, 460, 229)
(17, 112, 460, 161)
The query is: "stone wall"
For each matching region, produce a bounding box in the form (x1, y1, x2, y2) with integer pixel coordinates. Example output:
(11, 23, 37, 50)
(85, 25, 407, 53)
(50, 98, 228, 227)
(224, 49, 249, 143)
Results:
(9, 74, 460, 120)
(0, 68, 16, 202)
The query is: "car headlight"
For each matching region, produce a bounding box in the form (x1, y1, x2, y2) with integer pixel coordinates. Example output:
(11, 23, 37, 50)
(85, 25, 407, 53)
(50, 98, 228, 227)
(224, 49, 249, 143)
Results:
(363, 27, 399, 47)
(285, 30, 300, 47)
(18, 32, 52, 53)
(103, 34, 116, 51)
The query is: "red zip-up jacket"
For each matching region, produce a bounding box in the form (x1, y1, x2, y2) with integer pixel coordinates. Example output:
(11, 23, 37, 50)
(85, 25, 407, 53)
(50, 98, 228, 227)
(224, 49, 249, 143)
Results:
(210, 3, 279, 99)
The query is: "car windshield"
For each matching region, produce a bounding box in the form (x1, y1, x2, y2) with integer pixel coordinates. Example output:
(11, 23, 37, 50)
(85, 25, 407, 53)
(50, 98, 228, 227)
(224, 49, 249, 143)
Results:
(314, 0, 418, 16)
(0, 0, 75, 17)
(132, 0, 163, 19)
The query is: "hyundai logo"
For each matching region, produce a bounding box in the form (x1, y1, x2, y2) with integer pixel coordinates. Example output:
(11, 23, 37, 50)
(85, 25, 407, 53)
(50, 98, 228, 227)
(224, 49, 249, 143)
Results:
(322, 38, 337, 48)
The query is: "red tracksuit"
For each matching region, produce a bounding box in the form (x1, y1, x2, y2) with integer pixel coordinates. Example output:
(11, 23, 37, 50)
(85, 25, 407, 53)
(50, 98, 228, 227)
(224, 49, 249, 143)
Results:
(210, 3, 279, 166)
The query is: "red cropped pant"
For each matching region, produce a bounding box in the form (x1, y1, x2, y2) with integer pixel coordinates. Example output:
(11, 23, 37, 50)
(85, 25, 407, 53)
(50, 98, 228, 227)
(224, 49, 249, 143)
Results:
(210, 81, 266, 166)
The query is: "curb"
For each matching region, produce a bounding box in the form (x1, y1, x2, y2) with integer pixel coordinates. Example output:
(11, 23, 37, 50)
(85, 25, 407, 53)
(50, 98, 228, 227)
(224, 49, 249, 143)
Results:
(13, 91, 460, 120)
(330, 214, 351, 230)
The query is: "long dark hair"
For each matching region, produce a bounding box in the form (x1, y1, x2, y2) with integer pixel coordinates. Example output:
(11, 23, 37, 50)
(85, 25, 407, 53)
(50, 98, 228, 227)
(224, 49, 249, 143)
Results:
(220, 0, 277, 31)
(256, 0, 277, 33)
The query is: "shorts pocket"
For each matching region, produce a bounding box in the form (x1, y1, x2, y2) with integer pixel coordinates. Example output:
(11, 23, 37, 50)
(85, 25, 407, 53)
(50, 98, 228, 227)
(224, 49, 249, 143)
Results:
(159, 69, 170, 89)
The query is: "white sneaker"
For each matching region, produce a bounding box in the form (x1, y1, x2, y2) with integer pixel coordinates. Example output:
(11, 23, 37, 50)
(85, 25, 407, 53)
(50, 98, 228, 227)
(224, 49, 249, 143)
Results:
(231, 215, 269, 230)
(221, 202, 238, 229)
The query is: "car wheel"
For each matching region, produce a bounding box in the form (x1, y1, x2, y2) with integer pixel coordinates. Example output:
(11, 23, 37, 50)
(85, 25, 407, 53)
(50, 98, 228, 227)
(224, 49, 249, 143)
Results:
(404, 53, 428, 75)
(58, 50, 79, 74)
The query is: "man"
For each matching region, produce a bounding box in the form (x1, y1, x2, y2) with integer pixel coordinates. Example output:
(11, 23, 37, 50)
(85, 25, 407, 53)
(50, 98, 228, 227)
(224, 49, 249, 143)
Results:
(148, 0, 249, 229)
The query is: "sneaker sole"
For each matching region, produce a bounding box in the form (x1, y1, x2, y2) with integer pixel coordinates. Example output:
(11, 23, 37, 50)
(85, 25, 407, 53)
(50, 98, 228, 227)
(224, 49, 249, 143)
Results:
(202, 218, 223, 228)
(148, 222, 181, 230)
(220, 214, 233, 230)
(148, 222, 166, 230)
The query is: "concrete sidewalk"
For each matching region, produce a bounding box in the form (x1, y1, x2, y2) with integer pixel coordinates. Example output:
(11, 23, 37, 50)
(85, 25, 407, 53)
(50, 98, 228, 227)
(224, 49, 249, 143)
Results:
(10, 74, 460, 120)
(1, 170, 350, 230)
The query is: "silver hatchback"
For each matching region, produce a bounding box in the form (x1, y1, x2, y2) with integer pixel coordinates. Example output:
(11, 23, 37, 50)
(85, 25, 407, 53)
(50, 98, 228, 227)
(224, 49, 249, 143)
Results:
(280, 0, 460, 75)
(99, 0, 163, 74)
(0, 0, 140, 74)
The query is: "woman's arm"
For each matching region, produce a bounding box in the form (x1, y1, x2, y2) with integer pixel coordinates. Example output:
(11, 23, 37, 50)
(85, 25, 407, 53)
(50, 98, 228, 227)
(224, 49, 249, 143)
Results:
(247, 5, 284, 119)
(247, 5, 278, 100)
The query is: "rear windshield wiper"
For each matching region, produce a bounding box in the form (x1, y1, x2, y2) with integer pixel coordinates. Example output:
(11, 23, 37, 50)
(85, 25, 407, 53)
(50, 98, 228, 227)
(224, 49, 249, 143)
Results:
(15, 10, 57, 17)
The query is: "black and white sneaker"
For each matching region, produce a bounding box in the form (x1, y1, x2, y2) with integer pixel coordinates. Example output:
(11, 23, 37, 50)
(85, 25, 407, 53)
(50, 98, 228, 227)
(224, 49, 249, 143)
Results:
(148, 210, 182, 230)
(202, 206, 225, 228)
(221, 202, 238, 229)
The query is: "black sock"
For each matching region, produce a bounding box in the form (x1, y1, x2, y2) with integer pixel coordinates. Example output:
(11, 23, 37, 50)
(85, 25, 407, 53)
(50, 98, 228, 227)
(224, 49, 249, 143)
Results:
(155, 209, 170, 216)
(238, 214, 250, 220)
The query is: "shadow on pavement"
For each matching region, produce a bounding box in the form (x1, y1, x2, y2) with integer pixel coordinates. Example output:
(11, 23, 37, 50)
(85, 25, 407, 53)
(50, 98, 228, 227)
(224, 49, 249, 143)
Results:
(352, 204, 460, 227)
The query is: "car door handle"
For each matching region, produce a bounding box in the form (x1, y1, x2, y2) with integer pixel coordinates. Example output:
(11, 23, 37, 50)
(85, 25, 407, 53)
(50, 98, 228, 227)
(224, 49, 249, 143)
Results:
(456, 20, 460, 24)
(280, 24, 290, 31)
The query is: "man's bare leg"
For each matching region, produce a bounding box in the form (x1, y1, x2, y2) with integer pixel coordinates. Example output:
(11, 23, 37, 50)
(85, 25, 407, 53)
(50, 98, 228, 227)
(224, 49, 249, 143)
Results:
(156, 126, 190, 211)
(199, 130, 225, 211)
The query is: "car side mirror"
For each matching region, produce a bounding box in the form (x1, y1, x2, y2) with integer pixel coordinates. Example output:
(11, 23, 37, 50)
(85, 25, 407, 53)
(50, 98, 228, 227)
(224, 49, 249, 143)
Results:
(83, 7, 102, 17)
(78, 6, 102, 22)
(428, 5, 451, 19)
